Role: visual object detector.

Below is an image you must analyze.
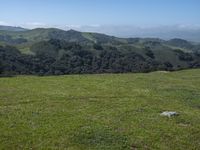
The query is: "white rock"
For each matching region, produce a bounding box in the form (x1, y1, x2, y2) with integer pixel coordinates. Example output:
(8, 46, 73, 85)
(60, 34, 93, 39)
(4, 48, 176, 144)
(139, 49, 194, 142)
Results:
(160, 111, 179, 117)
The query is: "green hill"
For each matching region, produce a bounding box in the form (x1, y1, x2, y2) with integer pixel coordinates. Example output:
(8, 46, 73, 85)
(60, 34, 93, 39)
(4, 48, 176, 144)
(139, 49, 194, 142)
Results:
(0, 25, 28, 32)
(0, 27, 200, 76)
(0, 27, 199, 52)
(0, 69, 200, 149)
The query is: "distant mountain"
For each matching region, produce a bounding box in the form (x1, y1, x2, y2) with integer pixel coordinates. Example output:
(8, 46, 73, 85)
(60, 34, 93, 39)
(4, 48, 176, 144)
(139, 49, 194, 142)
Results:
(0, 25, 28, 32)
(0, 27, 199, 51)
(0, 27, 200, 76)
(67, 25, 200, 43)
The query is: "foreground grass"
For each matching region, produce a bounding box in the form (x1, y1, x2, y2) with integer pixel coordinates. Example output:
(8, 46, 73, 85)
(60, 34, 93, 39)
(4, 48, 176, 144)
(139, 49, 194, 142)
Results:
(0, 69, 200, 149)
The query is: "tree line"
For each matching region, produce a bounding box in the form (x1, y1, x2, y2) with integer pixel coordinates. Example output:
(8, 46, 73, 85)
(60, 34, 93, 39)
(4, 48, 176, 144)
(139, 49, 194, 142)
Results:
(0, 39, 200, 76)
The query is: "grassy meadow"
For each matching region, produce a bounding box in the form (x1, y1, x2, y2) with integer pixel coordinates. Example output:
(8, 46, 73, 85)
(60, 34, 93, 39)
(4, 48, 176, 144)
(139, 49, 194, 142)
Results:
(0, 69, 200, 149)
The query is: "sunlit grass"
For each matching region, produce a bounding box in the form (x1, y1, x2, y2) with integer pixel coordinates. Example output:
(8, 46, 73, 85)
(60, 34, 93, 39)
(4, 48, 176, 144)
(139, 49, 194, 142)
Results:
(0, 69, 200, 149)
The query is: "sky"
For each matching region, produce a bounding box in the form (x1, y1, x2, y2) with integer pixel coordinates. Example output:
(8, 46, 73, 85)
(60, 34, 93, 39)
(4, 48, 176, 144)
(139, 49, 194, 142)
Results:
(1, 0, 200, 40)
(0, 0, 200, 27)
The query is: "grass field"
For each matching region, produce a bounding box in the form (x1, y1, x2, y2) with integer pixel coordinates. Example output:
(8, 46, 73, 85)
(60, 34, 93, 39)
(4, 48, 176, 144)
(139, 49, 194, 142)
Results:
(0, 69, 200, 149)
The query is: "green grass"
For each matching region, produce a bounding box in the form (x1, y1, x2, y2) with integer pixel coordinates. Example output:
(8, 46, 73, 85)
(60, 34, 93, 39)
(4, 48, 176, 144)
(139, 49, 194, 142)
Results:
(0, 69, 200, 149)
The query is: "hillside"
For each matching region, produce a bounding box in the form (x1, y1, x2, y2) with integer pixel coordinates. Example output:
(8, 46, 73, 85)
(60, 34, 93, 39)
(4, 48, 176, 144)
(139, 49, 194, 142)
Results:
(0, 25, 28, 32)
(0, 69, 200, 149)
(0, 26, 200, 76)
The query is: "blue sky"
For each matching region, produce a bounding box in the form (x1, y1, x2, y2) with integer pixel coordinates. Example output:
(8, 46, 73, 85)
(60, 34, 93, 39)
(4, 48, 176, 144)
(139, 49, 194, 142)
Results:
(0, 0, 200, 28)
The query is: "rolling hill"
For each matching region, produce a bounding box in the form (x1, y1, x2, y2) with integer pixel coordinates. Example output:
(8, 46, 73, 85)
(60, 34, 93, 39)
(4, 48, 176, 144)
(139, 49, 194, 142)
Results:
(0, 26, 200, 76)
(0, 25, 28, 32)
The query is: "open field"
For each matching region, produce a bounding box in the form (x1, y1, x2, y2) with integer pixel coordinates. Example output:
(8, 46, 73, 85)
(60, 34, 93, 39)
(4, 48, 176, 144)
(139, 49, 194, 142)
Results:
(0, 69, 200, 149)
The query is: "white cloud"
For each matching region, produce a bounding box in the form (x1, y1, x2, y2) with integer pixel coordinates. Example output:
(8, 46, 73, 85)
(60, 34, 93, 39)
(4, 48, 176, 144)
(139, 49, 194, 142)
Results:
(176, 24, 200, 30)
(0, 21, 10, 26)
(21, 22, 50, 29)
(66, 24, 82, 29)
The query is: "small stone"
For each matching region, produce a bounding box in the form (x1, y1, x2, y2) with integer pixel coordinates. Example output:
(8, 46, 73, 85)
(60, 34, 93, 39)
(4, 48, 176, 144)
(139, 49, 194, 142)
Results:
(160, 111, 179, 117)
